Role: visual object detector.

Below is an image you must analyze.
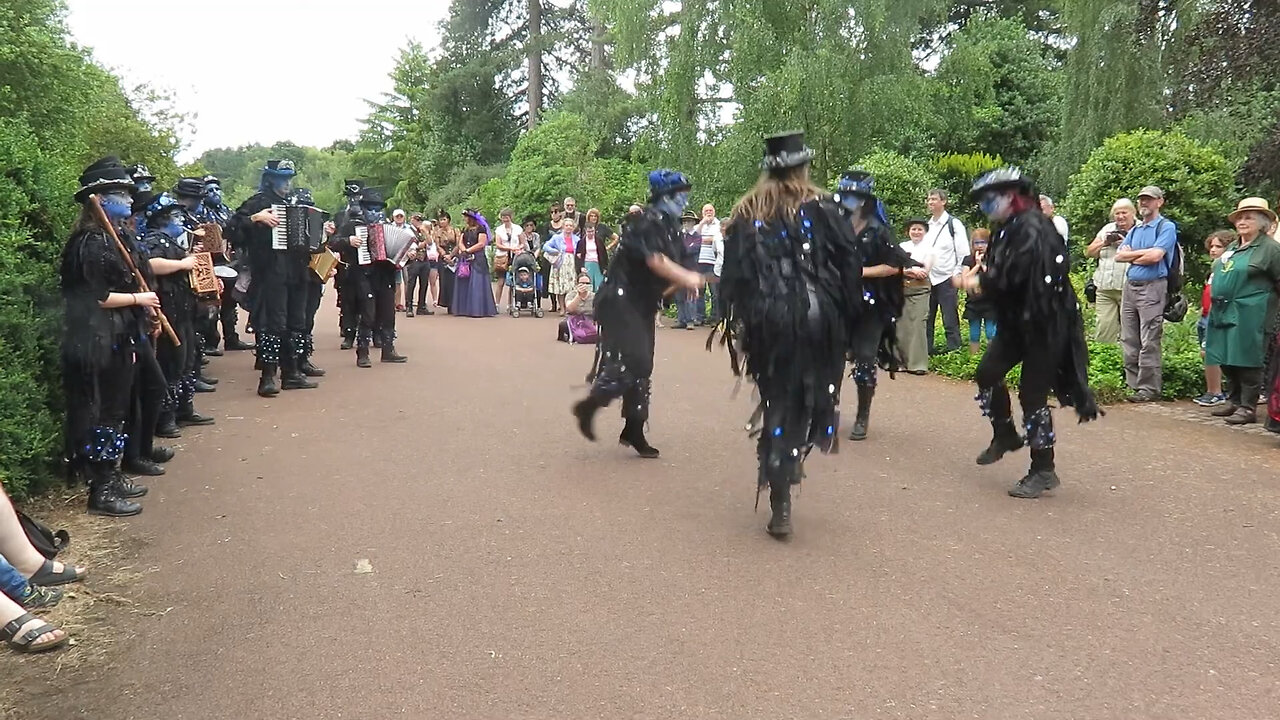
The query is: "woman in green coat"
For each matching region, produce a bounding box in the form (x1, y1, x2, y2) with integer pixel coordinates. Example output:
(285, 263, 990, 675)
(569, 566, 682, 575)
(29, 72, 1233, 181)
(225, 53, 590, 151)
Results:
(1205, 198, 1280, 425)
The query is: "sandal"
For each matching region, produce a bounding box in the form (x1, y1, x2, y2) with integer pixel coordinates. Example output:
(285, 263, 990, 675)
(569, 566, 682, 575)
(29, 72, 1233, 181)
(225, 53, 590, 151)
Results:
(19, 584, 63, 610)
(29, 559, 88, 587)
(2, 612, 68, 654)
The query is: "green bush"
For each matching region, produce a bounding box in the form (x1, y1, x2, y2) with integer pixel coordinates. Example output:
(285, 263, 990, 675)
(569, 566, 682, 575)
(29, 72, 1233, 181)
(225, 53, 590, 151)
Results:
(852, 150, 940, 228)
(931, 152, 1005, 229)
(1062, 129, 1237, 277)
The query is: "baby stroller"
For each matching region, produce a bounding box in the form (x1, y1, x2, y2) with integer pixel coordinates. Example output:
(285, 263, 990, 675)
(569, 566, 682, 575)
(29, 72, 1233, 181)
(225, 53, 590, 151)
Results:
(509, 251, 543, 318)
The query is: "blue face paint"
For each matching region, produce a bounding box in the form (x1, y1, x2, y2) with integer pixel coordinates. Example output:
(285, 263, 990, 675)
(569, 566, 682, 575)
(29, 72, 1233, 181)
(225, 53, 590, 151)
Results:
(363, 207, 386, 223)
(840, 194, 865, 213)
(204, 189, 222, 206)
(656, 191, 689, 218)
(978, 192, 1010, 219)
(99, 192, 134, 221)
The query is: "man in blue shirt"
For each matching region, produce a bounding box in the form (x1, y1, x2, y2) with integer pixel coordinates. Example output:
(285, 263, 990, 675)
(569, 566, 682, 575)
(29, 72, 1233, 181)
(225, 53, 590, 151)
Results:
(1114, 185, 1179, 402)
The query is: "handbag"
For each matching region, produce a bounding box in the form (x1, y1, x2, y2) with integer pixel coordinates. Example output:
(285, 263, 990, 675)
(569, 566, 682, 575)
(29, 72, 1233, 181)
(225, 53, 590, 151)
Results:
(17, 510, 69, 559)
(456, 256, 472, 279)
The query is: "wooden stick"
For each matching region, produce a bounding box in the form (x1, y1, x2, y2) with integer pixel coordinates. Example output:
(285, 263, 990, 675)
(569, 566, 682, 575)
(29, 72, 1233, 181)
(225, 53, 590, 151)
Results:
(88, 194, 181, 346)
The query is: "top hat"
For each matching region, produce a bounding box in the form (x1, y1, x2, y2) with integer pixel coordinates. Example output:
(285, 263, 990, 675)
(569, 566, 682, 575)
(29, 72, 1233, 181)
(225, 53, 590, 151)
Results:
(343, 179, 365, 197)
(263, 159, 297, 177)
(76, 156, 136, 203)
(202, 175, 221, 186)
(648, 169, 692, 200)
(359, 188, 385, 207)
(127, 163, 156, 184)
(761, 131, 814, 172)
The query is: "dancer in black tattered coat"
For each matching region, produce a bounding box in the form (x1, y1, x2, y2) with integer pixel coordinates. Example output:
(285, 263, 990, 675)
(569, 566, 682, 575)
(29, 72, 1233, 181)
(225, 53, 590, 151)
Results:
(958, 168, 1100, 498)
(572, 170, 705, 457)
(711, 132, 865, 538)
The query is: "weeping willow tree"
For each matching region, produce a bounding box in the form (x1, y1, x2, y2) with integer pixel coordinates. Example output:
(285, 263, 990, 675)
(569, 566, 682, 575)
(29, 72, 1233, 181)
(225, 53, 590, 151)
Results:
(591, 0, 943, 209)
(1039, 0, 1181, 193)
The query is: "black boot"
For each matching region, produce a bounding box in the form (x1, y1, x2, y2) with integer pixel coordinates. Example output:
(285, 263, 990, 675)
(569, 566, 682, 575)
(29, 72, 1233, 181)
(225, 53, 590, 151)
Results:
(176, 402, 215, 426)
(282, 356, 319, 389)
(299, 356, 326, 377)
(618, 419, 659, 458)
(155, 410, 182, 439)
(150, 446, 175, 463)
(225, 336, 254, 351)
(372, 333, 382, 349)
(87, 464, 142, 518)
(194, 378, 217, 393)
(111, 466, 148, 499)
(380, 332, 408, 363)
(765, 471, 792, 538)
(1009, 448, 1060, 498)
(203, 346, 224, 357)
(356, 344, 372, 368)
(257, 365, 280, 397)
(122, 457, 165, 476)
(847, 385, 875, 441)
(976, 420, 1024, 465)
(340, 330, 355, 351)
(406, 307, 415, 318)
(572, 396, 603, 441)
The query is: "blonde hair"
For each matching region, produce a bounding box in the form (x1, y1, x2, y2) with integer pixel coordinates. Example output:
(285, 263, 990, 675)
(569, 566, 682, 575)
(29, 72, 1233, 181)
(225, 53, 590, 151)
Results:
(731, 166, 823, 224)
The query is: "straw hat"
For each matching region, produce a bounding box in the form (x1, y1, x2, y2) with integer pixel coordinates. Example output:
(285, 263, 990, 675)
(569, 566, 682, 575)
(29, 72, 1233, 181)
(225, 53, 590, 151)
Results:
(1227, 197, 1277, 225)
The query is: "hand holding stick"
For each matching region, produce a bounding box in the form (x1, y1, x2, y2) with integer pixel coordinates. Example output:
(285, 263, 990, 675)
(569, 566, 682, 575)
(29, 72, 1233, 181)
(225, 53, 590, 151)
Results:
(88, 194, 181, 346)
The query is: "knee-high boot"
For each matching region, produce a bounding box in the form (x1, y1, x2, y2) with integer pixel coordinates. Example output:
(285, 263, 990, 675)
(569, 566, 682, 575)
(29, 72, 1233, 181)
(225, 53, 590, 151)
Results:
(618, 378, 658, 458)
(975, 383, 1024, 465)
(1008, 408, 1061, 499)
(848, 384, 875, 441)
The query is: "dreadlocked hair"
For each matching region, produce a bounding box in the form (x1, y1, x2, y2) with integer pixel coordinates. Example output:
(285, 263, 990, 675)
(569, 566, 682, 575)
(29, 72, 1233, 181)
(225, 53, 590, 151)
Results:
(731, 165, 824, 224)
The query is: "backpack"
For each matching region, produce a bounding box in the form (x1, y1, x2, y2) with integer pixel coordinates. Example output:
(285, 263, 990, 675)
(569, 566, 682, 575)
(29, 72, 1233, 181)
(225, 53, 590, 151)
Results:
(1160, 219, 1188, 322)
(17, 510, 69, 559)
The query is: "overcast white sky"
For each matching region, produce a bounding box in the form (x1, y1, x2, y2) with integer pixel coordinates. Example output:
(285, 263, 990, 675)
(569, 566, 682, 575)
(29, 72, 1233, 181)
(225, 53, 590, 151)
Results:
(65, 0, 451, 160)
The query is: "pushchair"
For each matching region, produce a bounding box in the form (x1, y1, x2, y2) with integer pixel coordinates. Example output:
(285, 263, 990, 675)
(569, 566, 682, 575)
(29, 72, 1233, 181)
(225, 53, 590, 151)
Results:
(509, 251, 543, 318)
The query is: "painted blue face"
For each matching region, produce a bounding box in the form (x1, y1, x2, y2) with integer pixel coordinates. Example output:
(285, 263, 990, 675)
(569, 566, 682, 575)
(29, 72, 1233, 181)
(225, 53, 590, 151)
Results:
(656, 191, 690, 218)
(839, 193, 865, 213)
(363, 207, 386, 223)
(99, 191, 134, 221)
(158, 210, 186, 240)
(204, 188, 222, 206)
(978, 191, 1011, 220)
(269, 177, 293, 197)
(134, 181, 154, 193)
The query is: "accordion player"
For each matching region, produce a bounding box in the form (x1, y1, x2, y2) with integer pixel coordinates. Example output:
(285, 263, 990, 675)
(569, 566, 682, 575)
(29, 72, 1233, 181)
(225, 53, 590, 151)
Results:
(270, 204, 329, 253)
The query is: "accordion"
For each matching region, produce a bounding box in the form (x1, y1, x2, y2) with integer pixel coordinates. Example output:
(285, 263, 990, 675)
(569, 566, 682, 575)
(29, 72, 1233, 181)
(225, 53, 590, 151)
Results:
(188, 252, 221, 303)
(270, 205, 329, 252)
(355, 223, 387, 265)
(382, 224, 418, 267)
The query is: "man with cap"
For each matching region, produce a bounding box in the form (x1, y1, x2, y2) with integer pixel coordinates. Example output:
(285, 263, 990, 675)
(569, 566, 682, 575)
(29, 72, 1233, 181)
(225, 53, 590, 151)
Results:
(332, 188, 408, 367)
(198, 175, 253, 353)
(711, 131, 863, 538)
(1113, 185, 1179, 402)
(226, 159, 319, 396)
(62, 157, 155, 517)
(572, 169, 704, 458)
(136, 192, 216, 436)
(835, 170, 922, 442)
(957, 167, 1099, 499)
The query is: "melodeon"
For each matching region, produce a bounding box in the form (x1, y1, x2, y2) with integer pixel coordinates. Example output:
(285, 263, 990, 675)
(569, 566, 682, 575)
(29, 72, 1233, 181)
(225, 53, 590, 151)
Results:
(270, 205, 329, 252)
(188, 252, 221, 303)
(199, 223, 227, 259)
(308, 251, 340, 281)
(382, 224, 418, 268)
(355, 223, 387, 266)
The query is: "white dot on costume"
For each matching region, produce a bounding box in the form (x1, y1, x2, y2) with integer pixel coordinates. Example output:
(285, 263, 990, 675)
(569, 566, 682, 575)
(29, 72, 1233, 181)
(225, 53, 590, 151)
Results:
(802, 243, 811, 251)
(834, 194, 841, 203)
(828, 384, 835, 393)
(869, 298, 875, 305)
(791, 448, 799, 457)
(1044, 275, 1052, 284)
(617, 288, 624, 296)
(1055, 254, 1064, 264)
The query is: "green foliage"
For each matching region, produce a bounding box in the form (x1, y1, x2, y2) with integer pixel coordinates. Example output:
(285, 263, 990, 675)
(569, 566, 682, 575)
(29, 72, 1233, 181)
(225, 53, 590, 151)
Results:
(1062, 130, 1237, 275)
(196, 144, 352, 212)
(931, 152, 1005, 228)
(852, 150, 940, 227)
(933, 17, 1063, 166)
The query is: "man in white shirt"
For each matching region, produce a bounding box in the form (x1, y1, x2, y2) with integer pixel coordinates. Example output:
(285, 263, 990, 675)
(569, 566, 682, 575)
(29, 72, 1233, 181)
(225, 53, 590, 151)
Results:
(924, 188, 969, 354)
(1040, 195, 1070, 243)
(696, 203, 724, 324)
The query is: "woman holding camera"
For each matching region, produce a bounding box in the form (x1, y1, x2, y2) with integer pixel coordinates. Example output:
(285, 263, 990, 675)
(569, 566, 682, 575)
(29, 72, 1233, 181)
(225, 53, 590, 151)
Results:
(1085, 198, 1137, 343)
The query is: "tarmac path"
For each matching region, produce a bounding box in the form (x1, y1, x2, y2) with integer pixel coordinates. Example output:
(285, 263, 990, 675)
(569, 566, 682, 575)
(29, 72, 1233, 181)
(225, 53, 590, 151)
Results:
(36, 302, 1280, 719)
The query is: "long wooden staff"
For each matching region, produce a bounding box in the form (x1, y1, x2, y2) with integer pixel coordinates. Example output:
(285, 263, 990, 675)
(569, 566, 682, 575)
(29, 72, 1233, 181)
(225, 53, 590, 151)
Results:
(88, 194, 181, 346)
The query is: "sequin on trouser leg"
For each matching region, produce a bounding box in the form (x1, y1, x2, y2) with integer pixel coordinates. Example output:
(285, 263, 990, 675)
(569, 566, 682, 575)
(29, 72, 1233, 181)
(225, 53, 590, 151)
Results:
(1023, 406, 1056, 450)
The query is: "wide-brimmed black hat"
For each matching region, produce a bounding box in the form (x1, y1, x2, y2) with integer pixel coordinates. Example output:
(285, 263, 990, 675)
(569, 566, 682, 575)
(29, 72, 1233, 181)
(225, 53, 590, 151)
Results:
(127, 163, 156, 184)
(836, 170, 876, 198)
(174, 177, 206, 198)
(343, 178, 365, 197)
(76, 156, 135, 203)
(903, 217, 930, 231)
(761, 131, 813, 172)
(680, 210, 698, 221)
(970, 167, 1034, 199)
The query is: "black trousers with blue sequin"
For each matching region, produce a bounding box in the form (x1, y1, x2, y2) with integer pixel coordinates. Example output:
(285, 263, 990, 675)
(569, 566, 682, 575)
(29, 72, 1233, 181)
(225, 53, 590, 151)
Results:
(974, 329, 1061, 464)
(586, 294, 656, 425)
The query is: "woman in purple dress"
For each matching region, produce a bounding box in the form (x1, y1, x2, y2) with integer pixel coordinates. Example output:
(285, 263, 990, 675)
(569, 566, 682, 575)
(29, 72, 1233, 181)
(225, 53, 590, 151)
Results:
(451, 209, 499, 317)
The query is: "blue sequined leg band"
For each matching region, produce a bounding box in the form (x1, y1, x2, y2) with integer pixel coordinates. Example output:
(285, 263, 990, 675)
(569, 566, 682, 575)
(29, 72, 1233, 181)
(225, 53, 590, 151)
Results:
(356, 329, 372, 349)
(1024, 406, 1056, 450)
(291, 331, 309, 358)
(590, 349, 634, 403)
(83, 426, 127, 463)
(852, 361, 877, 388)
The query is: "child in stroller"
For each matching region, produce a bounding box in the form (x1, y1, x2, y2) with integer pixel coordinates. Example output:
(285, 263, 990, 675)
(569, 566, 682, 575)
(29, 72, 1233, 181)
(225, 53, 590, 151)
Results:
(509, 250, 543, 318)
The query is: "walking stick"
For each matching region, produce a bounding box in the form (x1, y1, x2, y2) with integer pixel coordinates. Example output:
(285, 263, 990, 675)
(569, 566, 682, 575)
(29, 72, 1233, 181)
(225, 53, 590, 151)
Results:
(88, 194, 181, 347)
